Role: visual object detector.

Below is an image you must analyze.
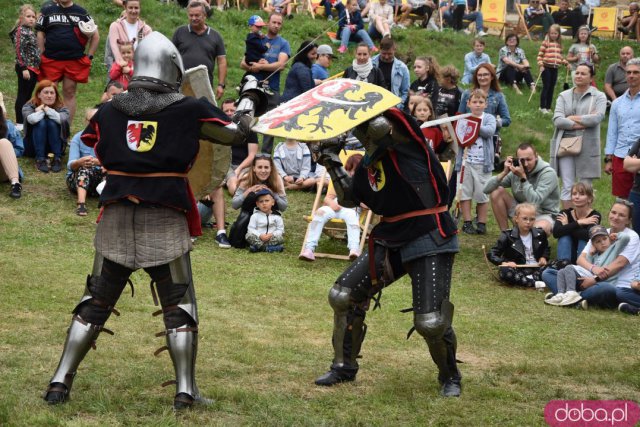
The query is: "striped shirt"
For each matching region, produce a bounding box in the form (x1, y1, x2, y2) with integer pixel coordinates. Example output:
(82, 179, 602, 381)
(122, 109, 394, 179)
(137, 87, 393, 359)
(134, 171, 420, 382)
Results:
(537, 40, 563, 68)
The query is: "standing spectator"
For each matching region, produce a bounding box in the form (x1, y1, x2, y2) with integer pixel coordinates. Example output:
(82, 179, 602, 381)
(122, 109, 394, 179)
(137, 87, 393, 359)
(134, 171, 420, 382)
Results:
(550, 62, 606, 209)
(537, 25, 565, 114)
(22, 80, 70, 174)
(409, 56, 440, 106)
(372, 37, 410, 108)
(462, 38, 491, 85)
(484, 143, 560, 235)
(367, 0, 393, 39)
(281, 41, 317, 103)
(108, 40, 134, 89)
(0, 113, 24, 199)
(244, 15, 268, 69)
(336, 0, 376, 55)
(172, 1, 227, 99)
(342, 43, 386, 86)
(10, 4, 40, 128)
(433, 65, 462, 117)
(312, 44, 336, 83)
(524, 0, 554, 33)
(104, 0, 151, 75)
(496, 33, 535, 95)
(241, 13, 290, 154)
(607, 58, 640, 199)
(551, 0, 581, 36)
(36, 0, 99, 124)
(623, 64, 640, 235)
(566, 25, 599, 78)
(604, 46, 634, 102)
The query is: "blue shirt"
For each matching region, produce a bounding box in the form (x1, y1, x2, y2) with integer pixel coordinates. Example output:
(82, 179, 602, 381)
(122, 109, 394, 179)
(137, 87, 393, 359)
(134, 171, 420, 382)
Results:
(458, 88, 511, 129)
(6, 120, 24, 157)
(606, 89, 640, 158)
(67, 130, 97, 177)
(259, 34, 291, 92)
(311, 63, 329, 80)
(462, 52, 491, 85)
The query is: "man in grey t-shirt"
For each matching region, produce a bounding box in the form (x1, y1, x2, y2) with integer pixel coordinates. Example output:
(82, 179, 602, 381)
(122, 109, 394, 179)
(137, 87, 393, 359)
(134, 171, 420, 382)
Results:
(604, 46, 634, 101)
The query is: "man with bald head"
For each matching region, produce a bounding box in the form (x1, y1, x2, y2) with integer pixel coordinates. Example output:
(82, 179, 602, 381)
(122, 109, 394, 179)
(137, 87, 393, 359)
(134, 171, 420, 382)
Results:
(604, 46, 635, 101)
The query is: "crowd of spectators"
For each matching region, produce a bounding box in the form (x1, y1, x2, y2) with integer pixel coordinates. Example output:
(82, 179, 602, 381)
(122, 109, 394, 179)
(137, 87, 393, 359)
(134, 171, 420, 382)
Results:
(4, 0, 640, 316)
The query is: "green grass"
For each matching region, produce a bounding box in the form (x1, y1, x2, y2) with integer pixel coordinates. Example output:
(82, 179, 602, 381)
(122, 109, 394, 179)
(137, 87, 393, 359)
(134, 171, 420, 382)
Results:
(1, 1, 639, 426)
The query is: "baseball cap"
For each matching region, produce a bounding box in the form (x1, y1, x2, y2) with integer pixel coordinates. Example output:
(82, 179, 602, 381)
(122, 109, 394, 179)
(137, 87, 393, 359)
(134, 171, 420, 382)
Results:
(317, 44, 337, 58)
(589, 225, 609, 241)
(248, 15, 266, 27)
(255, 188, 273, 198)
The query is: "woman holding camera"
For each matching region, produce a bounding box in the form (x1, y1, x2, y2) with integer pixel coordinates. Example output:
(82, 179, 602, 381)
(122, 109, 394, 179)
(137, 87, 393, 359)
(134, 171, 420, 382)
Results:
(550, 62, 606, 209)
(496, 33, 535, 95)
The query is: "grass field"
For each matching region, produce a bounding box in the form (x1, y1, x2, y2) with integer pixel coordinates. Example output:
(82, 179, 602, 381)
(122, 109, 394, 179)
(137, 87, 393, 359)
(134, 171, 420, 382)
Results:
(0, 1, 639, 426)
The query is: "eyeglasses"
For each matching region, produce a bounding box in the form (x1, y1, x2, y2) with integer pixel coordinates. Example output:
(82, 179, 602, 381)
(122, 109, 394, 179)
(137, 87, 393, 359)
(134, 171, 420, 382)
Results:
(255, 153, 272, 159)
(615, 198, 634, 208)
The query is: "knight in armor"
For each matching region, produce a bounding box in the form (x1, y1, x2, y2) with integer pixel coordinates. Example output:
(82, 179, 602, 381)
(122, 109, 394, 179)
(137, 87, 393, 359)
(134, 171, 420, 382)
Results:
(314, 108, 462, 397)
(43, 32, 265, 409)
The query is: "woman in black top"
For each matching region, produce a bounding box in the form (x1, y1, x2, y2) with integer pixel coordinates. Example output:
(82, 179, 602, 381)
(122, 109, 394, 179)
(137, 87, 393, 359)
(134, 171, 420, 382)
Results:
(342, 43, 385, 87)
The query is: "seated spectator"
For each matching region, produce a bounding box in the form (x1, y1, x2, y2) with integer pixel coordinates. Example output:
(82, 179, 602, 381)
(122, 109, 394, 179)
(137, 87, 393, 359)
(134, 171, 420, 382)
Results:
(618, 276, 640, 315)
(496, 33, 534, 95)
(459, 64, 511, 135)
(484, 143, 560, 235)
(104, 0, 151, 79)
(246, 188, 285, 253)
(0, 113, 24, 199)
(312, 44, 336, 83)
(299, 153, 363, 261)
(281, 40, 317, 103)
(342, 43, 385, 86)
(433, 64, 462, 117)
(273, 138, 316, 191)
(551, 0, 582, 36)
(542, 200, 640, 310)
(318, 0, 340, 21)
(22, 80, 70, 174)
(10, 4, 40, 128)
(337, 0, 376, 54)
(617, 2, 639, 40)
(220, 99, 259, 195)
(525, 0, 554, 33)
(462, 38, 491, 85)
(488, 203, 550, 288)
(368, 0, 393, 39)
(66, 108, 105, 216)
(397, 0, 436, 29)
(410, 56, 440, 106)
(546, 226, 629, 306)
(442, 0, 486, 36)
(228, 155, 287, 248)
(263, 0, 294, 18)
(100, 81, 124, 104)
(553, 182, 601, 264)
(604, 46, 634, 101)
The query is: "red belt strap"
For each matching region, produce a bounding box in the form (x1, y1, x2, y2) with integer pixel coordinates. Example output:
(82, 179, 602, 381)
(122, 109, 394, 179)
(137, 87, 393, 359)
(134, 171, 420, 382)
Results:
(381, 205, 447, 223)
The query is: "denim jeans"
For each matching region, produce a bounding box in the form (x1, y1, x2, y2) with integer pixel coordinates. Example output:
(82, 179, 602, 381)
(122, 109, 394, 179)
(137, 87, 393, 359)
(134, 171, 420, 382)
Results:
(443, 10, 483, 30)
(340, 27, 374, 48)
(31, 118, 63, 160)
(542, 268, 618, 308)
(304, 206, 361, 251)
(616, 287, 640, 308)
(556, 235, 587, 263)
(629, 190, 640, 236)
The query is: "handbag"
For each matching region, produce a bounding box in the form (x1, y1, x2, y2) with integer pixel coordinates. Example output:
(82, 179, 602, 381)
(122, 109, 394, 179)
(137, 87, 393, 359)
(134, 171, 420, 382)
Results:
(556, 93, 593, 158)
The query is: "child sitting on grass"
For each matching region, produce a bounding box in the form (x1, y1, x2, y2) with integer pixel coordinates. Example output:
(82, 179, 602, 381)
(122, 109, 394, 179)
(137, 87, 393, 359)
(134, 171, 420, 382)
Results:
(246, 188, 285, 252)
(545, 225, 629, 306)
(488, 202, 550, 288)
(273, 138, 316, 191)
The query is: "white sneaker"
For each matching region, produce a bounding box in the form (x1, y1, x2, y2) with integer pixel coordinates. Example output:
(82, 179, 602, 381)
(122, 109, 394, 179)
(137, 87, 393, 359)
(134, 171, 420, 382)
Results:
(545, 292, 565, 306)
(534, 281, 546, 291)
(477, 30, 488, 37)
(396, 23, 407, 29)
(463, 29, 471, 35)
(558, 290, 582, 306)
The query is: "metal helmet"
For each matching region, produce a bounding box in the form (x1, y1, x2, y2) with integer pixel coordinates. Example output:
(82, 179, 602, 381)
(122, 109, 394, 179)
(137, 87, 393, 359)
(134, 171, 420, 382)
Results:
(129, 31, 185, 93)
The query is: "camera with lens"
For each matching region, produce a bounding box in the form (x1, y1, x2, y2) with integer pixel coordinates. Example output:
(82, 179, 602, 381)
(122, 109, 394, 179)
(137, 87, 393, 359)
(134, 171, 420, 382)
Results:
(512, 158, 520, 167)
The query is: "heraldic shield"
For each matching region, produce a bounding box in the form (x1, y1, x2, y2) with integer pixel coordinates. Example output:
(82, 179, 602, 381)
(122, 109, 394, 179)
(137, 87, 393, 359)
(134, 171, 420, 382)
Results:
(252, 79, 401, 142)
(454, 115, 482, 148)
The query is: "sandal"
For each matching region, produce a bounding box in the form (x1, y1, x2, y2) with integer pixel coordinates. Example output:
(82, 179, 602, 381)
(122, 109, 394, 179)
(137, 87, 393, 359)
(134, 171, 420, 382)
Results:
(76, 203, 88, 216)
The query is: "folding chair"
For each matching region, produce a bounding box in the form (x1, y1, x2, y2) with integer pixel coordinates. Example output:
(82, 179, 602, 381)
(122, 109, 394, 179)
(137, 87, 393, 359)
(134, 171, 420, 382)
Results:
(546, 5, 573, 35)
(591, 7, 618, 39)
(517, 3, 543, 39)
(300, 150, 375, 261)
(480, 0, 507, 37)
